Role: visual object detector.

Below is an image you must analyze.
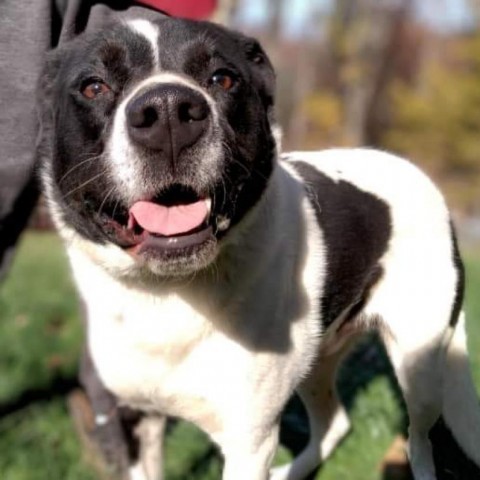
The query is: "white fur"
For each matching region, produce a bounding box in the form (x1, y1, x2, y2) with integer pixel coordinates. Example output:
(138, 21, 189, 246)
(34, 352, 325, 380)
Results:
(68, 163, 324, 435)
(127, 19, 160, 70)
(64, 162, 325, 480)
(50, 148, 480, 480)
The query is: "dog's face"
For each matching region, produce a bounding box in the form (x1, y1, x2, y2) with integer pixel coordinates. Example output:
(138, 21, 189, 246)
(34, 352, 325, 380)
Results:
(38, 17, 277, 277)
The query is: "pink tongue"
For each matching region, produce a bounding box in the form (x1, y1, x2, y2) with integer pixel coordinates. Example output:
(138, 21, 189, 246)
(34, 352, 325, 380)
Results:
(129, 200, 208, 236)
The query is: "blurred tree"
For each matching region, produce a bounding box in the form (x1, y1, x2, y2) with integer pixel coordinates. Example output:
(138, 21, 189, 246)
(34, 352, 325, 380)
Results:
(383, 32, 480, 212)
(236, 0, 480, 212)
(283, 0, 413, 149)
(326, 0, 413, 146)
(266, 0, 283, 39)
(470, 0, 480, 19)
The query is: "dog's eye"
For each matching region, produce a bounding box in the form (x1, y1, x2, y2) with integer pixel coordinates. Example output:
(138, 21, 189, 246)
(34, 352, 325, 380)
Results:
(81, 79, 111, 99)
(210, 70, 236, 91)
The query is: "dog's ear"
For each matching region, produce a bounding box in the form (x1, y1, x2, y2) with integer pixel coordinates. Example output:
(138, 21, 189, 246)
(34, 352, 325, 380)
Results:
(240, 36, 276, 113)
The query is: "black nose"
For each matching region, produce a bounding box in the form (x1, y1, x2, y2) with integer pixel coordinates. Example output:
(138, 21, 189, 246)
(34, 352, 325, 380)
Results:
(126, 84, 210, 161)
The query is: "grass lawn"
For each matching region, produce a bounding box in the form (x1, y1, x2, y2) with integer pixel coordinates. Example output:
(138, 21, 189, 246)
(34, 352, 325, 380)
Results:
(0, 231, 479, 480)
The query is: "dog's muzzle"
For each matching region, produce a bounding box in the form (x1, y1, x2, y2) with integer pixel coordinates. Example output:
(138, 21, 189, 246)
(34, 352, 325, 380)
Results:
(94, 83, 219, 268)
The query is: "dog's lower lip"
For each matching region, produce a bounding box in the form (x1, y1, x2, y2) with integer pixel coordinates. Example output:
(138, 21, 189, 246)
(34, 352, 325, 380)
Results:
(127, 225, 213, 255)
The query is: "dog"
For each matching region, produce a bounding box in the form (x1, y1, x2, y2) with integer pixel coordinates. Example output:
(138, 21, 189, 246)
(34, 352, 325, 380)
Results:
(36, 15, 480, 480)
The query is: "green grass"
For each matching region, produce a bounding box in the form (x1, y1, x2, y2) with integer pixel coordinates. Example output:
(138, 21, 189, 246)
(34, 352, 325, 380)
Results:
(1, 232, 479, 480)
(0, 233, 81, 403)
(0, 400, 97, 480)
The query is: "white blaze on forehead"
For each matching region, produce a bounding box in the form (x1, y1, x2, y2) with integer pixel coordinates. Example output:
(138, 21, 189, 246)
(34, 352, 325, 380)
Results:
(127, 19, 160, 69)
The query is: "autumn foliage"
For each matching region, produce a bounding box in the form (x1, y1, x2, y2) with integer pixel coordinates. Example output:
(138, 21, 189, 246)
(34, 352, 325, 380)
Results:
(237, 0, 480, 213)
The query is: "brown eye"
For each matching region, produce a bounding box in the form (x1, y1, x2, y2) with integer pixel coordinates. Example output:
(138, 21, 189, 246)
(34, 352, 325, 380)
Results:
(81, 80, 111, 99)
(210, 71, 236, 91)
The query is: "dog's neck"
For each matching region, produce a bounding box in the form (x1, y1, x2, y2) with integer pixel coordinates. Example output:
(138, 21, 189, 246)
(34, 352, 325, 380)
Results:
(212, 161, 302, 281)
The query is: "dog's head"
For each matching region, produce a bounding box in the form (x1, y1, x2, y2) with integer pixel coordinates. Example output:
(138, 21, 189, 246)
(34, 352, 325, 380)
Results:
(37, 17, 277, 278)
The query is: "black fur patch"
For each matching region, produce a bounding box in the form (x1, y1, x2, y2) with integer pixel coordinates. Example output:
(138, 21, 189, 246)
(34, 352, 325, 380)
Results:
(449, 221, 465, 327)
(38, 22, 159, 244)
(291, 161, 392, 329)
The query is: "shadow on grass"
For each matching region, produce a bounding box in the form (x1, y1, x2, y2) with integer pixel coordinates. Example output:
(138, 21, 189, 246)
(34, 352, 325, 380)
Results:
(278, 333, 405, 479)
(281, 332, 406, 448)
(281, 333, 480, 480)
(0, 374, 79, 417)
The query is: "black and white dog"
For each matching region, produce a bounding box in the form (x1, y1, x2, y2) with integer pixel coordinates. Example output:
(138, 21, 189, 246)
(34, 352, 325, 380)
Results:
(37, 15, 480, 480)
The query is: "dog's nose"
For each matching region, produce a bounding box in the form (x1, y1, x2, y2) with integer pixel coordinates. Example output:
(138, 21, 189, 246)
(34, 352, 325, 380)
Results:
(126, 84, 210, 159)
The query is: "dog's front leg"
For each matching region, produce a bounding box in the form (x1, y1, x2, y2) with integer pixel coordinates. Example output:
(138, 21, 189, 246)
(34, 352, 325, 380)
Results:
(220, 423, 280, 480)
(79, 345, 134, 480)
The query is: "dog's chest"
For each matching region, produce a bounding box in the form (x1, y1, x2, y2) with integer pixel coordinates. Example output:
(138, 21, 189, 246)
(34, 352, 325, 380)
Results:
(87, 288, 250, 424)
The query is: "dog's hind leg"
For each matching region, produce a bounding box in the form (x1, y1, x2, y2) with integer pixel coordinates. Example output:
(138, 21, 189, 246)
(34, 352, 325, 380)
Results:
(378, 310, 480, 480)
(381, 330, 442, 480)
(439, 312, 480, 468)
(129, 415, 166, 480)
(270, 340, 354, 480)
(361, 211, 480, 479)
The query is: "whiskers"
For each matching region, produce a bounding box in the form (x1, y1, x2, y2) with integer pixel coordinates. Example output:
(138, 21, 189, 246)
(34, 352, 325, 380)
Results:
(97, 185, 118, 217)
(58, 153, 104, 186)
(221, 141, 250, 179)
(58, 150, 113, 202)
(62, 171, 108, 199)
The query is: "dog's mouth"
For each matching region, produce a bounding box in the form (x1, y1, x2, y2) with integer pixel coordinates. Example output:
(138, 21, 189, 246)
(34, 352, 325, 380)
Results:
(97, 184, 215, 254)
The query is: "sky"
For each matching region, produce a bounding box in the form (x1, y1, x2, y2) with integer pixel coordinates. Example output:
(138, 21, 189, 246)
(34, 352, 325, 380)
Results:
(236, 0, 475, 37)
